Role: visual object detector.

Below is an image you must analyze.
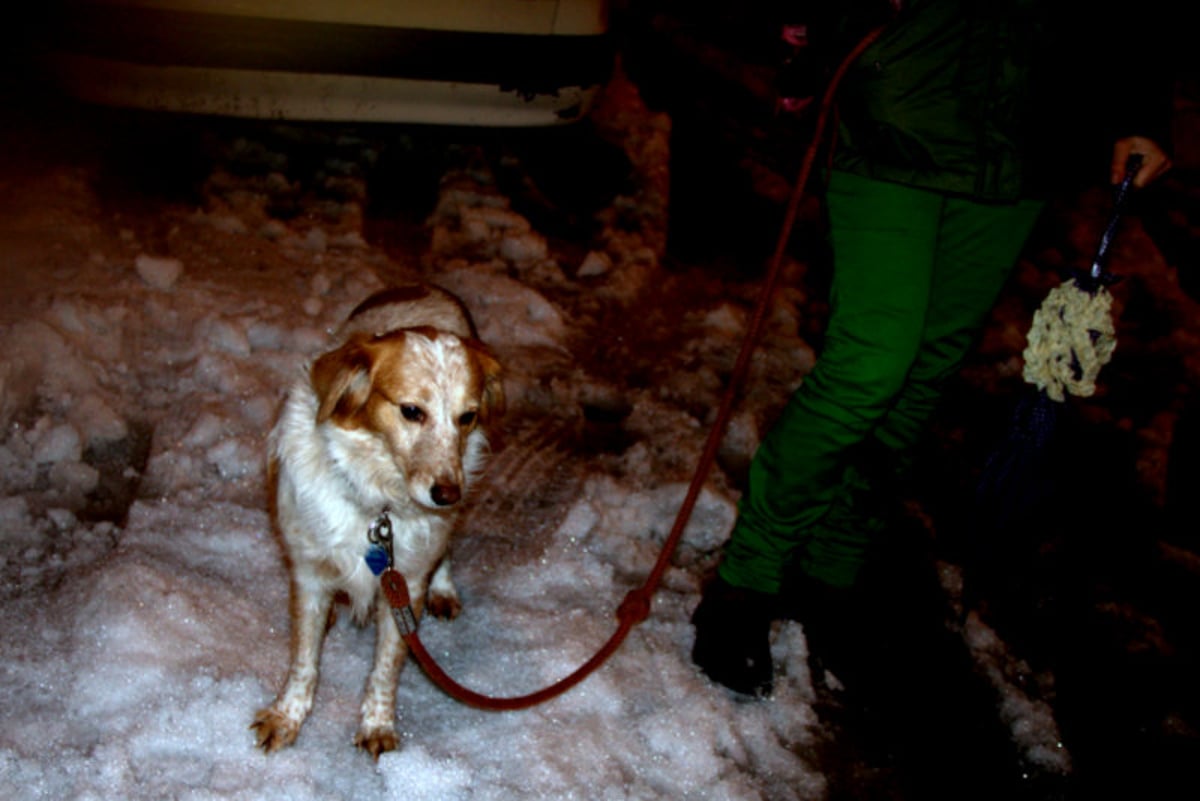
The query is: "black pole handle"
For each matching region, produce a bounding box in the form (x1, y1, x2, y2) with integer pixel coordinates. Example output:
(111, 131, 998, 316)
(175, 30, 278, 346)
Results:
(1089, 152, 1144, 282)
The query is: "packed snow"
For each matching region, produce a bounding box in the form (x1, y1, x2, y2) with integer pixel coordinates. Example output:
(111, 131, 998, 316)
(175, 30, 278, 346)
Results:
(0, 72, 1073, 800)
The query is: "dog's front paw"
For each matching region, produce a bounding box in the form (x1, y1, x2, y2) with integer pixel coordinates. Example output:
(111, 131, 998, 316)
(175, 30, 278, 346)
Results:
(426, 590, 462, 620)
(354, 724, 400, 759)
(251, 707, 302, 753)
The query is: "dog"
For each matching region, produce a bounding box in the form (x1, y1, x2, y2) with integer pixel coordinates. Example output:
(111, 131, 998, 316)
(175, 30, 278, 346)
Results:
(252, 284, 503, 758)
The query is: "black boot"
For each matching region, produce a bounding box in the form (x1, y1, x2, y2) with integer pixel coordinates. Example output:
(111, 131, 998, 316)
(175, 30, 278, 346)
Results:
(780, 571, 870, 692)
(690, 576, 777, 697)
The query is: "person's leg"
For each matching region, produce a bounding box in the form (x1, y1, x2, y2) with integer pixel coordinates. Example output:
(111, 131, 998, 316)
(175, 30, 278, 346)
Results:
(717, 171, 943, 595)
(801, 193, 1045, 588)
(873, 193, 1044, 454)
(695, 171, 944, 695)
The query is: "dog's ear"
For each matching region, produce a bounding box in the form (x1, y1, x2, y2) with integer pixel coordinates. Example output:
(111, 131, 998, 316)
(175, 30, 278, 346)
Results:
(311, 335, 375, 424)
(465, 340, 505, 424)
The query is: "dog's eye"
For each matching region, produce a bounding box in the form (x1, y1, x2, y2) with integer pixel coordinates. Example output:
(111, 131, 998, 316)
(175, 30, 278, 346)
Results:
(399, 404, 426, 423)
(458, 411, 478, 428)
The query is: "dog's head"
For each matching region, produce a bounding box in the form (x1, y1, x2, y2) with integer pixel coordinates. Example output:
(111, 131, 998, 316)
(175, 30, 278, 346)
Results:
(310, 328, 503, 509)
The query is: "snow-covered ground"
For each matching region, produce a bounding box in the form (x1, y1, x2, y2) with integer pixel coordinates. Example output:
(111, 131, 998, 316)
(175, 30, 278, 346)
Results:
(0, 66, 1131, 799)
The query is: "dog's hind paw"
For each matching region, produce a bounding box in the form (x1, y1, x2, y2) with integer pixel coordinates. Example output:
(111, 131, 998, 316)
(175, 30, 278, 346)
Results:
(426, 590, 462, 620)
(251, 707, 301, 753)
(354, 725, 400, 759)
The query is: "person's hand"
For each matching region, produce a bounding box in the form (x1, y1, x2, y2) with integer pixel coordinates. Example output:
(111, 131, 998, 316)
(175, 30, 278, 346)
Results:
(1112, 136, 1172, 188)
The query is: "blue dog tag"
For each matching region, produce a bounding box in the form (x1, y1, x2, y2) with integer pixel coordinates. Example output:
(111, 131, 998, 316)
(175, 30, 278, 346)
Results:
(365, 544, 390, 576)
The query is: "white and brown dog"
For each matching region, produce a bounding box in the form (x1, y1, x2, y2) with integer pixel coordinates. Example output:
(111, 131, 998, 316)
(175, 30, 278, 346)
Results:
(252, 284, 503, 757)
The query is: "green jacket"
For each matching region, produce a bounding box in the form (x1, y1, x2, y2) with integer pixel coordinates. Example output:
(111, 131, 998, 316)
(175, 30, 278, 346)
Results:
(817, 0, 1173, 201)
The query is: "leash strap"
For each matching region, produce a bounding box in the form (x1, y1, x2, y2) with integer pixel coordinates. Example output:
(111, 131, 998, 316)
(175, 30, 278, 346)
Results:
(375, 25, 888, 712)
(380, 565, 647, 711)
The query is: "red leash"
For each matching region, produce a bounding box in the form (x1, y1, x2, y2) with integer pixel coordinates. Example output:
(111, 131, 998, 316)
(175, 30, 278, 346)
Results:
(380, 26, 886, 712)
(381, 568, 646, 710)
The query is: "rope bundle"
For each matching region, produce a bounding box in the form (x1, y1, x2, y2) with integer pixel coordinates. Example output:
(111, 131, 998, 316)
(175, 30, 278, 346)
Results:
(1021, 278, 1116, 402)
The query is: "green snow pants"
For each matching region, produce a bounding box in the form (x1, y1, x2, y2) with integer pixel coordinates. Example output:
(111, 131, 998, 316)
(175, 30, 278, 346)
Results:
(719, 170, 1043, 593)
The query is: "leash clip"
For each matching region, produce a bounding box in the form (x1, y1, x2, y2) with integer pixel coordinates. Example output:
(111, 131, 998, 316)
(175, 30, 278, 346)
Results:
(365, 508, 394, 576)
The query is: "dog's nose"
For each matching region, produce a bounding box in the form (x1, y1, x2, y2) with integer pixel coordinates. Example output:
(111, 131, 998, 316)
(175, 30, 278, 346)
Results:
(430, 483, 461, 506)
